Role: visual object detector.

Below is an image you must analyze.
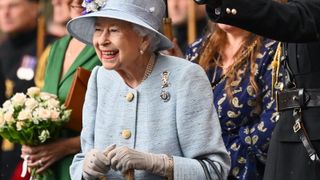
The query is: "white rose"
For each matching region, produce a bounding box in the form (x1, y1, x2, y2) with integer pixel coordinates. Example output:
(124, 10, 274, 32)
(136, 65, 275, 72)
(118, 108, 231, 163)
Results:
(27, 87, 40, 97)
(11, 93, 27, 107)
(4, 111, 14, 124)
(86, 2, 99, 12)
(38, 108, 51, 120)
(2, 100, 12, 110)
(47, 99, 60, 109)
(18, 109, 32, 120)
(32, 108, 39, 118)
(4, 107, 14, 115)
(25, 98, 38, 110)
(50, 110, 60, 121)
(40, 92, 57, 101)
(2, 103, 14, 114)
(0, 112, 5, 127)
(95, 0, 106, 6)
(16, 121, 24, 131)
(38, 130, 50, 143)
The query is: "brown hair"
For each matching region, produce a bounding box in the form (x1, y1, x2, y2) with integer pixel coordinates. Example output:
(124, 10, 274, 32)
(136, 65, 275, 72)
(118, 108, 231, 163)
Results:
(198, 24, 262, 102)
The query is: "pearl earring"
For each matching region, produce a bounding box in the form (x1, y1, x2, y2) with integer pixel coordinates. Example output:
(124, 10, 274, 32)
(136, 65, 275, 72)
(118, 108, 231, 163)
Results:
(140, 49, 144, 54)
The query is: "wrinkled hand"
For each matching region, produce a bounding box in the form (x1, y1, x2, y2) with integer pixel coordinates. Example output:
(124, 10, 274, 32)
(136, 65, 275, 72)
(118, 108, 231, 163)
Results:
(82, 144, 116, 180)
(21, 138, 77, 173)
(107, 146, 168, 177)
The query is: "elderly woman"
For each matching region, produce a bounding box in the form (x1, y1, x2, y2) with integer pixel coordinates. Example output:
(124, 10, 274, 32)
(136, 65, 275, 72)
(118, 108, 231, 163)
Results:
(67, 0, 230, 179)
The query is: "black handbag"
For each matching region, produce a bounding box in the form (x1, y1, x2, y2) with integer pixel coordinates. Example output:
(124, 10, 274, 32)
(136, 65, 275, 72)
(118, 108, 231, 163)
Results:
(197, 158, 223, 180)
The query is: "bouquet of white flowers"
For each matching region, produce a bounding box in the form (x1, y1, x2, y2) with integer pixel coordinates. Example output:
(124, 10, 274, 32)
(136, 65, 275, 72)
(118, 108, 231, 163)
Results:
(0, 87, 72, 179)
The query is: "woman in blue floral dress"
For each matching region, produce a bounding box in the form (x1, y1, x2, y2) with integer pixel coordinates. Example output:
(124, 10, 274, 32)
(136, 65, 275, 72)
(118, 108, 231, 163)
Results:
(186, 23, 283, 180)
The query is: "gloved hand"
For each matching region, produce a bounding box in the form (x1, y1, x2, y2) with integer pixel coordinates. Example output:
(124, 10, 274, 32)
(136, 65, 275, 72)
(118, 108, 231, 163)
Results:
(106, 146, 171, 177)
(82, 144, 116, 180)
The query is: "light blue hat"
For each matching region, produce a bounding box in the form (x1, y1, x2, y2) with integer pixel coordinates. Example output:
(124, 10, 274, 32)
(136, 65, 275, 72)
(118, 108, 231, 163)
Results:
(67, 0, 173, 51)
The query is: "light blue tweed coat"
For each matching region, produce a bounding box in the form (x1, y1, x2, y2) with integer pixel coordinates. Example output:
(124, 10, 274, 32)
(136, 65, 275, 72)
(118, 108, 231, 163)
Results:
(70, 54, 230, 180)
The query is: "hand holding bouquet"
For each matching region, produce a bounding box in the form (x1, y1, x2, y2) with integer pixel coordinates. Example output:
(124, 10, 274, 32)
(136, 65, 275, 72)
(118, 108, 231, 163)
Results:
(0, 87, 71, 179)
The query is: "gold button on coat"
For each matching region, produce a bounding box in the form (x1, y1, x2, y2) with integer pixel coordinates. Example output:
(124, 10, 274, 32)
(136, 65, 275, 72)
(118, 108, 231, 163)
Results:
(126, 92, 134, 102)
(121, 130, 131, 139)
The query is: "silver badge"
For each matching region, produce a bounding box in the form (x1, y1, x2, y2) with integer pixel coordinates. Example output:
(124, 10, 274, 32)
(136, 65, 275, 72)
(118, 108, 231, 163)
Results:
(160, 71, 170, 102)
(16, 55, 36, 81)
(160, 90, 170, 102)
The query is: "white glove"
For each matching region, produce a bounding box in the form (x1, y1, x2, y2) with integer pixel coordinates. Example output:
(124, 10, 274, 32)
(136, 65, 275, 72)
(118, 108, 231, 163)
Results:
(82, 144, 116, 180)
(107, 146, 170, 177)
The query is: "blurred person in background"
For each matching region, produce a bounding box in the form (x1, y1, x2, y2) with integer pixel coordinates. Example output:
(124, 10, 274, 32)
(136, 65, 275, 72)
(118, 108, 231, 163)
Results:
(0, 62, 6, 179)
(20, 0, 101, 179)
(48, 0, 72, 38)
(0, 0, 56, 179)
(35, 0, 74, 89)
(167, 0, 208, 54)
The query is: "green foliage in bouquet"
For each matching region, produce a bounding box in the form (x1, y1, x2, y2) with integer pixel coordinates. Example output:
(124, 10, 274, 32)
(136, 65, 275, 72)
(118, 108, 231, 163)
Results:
(0, 87, 71, 145)
(0, 87, 72, 179)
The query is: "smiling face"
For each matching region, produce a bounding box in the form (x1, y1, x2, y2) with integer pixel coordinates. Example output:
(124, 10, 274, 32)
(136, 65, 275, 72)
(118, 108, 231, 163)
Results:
(93, 17, 148, 72)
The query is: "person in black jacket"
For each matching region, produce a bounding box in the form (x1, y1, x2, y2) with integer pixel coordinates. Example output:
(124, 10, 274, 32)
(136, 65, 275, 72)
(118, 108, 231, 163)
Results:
(0, 0, 56, 179)
(0, 63, 6, 180)
(167, 0, 208, 54)
(193, 0, 320, 180)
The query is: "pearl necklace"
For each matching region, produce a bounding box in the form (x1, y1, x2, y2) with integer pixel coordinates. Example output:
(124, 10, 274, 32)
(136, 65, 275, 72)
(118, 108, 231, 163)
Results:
(142, 54, 155, 82)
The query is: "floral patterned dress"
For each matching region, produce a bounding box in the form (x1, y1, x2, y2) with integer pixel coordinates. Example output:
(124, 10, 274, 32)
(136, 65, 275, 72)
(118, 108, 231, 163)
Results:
(186, 38, 283, 180)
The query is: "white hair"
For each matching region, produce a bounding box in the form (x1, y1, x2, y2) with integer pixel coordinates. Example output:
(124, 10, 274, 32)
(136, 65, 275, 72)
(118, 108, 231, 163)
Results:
(132, 24, 161, 52)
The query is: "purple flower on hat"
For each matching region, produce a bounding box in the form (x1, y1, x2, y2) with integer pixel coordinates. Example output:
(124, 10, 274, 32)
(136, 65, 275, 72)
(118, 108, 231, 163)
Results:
(82, 0, 106, 14)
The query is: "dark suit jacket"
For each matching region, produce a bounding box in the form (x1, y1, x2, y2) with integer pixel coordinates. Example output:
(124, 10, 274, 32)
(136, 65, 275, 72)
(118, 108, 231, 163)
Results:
(0, 27, 56, 180)
(0, 28, 56, 97)
(205, 0, 320, 179)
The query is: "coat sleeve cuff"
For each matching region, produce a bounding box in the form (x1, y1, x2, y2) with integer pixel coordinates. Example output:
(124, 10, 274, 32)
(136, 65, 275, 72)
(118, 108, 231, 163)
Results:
(172, 156, 207, 179)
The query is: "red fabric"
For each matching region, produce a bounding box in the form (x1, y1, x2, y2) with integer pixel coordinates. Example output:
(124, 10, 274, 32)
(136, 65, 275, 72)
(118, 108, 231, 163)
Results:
(11, 160, 30, 180)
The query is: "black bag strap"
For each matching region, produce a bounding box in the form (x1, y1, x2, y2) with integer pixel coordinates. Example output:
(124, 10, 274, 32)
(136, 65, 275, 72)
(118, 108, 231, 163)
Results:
(197, 158, 223, 180)
(282, 42, 296, 88)
(203, 158, 223, 180)
(197, 159, 211, 180)
(292, 108, 320, 163)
